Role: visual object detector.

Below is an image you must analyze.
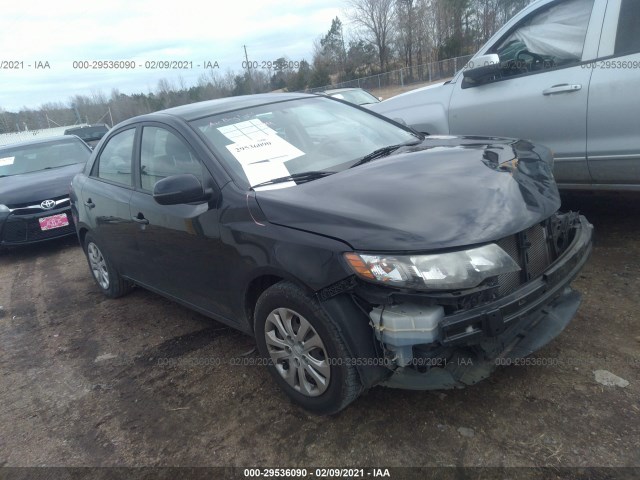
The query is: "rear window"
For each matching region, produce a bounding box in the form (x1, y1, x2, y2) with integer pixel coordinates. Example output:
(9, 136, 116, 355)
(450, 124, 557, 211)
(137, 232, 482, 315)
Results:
(65, 125, 109, 141)
(0, 139, 90, 177)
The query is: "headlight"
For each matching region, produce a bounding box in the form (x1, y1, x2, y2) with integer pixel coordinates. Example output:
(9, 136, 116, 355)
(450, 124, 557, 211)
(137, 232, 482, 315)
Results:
(0, 204, 9, 213)
(344, 244, 520, 290)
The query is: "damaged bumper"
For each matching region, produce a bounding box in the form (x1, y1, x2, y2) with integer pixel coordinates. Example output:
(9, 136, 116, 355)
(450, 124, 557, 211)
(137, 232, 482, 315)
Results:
(370, 214, 592, 390)
(381, 286, 582, 389)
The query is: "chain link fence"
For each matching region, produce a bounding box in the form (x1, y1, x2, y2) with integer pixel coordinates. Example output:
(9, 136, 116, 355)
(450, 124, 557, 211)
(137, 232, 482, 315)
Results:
(308, 54, 474, 94)
(0, 126, 88, 147)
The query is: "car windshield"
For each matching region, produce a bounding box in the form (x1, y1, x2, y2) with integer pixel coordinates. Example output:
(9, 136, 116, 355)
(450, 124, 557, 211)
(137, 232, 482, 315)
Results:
(0, 139, 90, 177)
(328, 89, 379, 105)
(190, 96, 417, 189)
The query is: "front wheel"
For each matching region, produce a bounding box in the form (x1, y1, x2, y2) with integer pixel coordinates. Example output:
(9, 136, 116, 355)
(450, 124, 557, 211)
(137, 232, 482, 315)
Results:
(254, 281, 362, 415)
(83, 232, 133, 298)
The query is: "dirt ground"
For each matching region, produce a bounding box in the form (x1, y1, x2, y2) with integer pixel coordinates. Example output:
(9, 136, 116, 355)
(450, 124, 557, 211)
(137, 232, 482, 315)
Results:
(0, 191, 638, 471)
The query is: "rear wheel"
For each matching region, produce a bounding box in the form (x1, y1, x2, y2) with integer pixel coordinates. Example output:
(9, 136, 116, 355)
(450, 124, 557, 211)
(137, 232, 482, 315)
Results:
(254, 281, 362, 414)
(83, 232, 133, 298)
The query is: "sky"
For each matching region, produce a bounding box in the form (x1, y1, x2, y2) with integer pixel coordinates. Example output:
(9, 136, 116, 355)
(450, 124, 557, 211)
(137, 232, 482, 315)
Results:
(0, 0, 345, 112)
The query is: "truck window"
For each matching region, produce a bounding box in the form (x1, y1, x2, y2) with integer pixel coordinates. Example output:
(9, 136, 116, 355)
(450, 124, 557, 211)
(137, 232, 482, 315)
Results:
(615, 0, 640, 56)
(495, 0, 595, 76)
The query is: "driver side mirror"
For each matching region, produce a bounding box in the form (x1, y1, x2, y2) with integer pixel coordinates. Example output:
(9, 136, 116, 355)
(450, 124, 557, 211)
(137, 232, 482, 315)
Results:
(462, 54, 501, 88)
(153, 174, 215, 205)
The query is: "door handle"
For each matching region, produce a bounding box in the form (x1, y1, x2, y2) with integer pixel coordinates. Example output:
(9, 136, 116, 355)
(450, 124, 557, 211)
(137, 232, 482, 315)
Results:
(84, 199, 95, 209)
(132, 213, 149, 225)
(542, 84, 582, 95)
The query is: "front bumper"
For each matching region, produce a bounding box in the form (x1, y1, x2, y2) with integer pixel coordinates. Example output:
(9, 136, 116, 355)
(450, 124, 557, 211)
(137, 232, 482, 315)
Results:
(0, 207, 76, 246)
(380, 215, 593, 390)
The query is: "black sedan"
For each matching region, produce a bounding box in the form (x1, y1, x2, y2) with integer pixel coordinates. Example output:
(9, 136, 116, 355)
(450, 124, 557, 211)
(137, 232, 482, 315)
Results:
(0, 136, 92, 247)
(64, 124, 110, 148)
(70, 93, 592, 414)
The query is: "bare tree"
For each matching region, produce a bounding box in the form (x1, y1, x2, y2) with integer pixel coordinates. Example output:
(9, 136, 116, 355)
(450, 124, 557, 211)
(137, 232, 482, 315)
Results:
(311, 37, 332, 87)
(0, 107, 12, 134)
(346, 0, 395, 72)
(394, 0, 419, 78)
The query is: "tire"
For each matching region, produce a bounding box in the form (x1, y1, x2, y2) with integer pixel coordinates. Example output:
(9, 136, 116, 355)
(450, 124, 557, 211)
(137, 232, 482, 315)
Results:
(83, 232, 133, 298)
(254, 281, 362, 415)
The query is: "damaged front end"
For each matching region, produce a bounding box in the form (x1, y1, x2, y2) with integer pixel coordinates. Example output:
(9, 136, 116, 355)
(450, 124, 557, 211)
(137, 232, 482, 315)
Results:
(321, 211, 593, 390)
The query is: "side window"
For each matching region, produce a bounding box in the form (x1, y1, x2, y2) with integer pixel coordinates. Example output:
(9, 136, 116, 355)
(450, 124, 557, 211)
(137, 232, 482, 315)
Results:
(93, 128, 135, 186)
(493, 0, 595, 77)
(139, 127, 204, 191)
(615, 0, 640, 56)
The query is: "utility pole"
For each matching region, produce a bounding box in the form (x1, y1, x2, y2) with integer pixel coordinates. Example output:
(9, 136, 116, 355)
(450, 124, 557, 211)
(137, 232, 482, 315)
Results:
(243, 45, 254, 94)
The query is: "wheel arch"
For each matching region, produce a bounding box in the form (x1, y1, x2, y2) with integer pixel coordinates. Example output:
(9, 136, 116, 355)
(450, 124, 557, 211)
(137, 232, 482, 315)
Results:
(318, 293, 391, 389)
(77, 226, 89, 248)
(244, 272, 313, 334)
(248, 274, 391, 390)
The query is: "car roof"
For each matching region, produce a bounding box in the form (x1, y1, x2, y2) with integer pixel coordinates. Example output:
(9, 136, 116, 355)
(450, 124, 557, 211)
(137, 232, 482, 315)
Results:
(156, 92, 316, 121)
(0, 135, 83, 151)
(64, 124, 109, 131)
(324, 88, 363, 94)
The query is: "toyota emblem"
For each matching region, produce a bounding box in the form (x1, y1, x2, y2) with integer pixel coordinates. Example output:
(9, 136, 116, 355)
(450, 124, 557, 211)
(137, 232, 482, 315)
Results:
(41, 199, 56, 210)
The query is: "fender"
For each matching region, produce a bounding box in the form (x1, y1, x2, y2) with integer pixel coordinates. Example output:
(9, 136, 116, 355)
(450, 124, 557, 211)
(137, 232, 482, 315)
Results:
(319, 293, 391, 389)
(368, 81, 455, 134)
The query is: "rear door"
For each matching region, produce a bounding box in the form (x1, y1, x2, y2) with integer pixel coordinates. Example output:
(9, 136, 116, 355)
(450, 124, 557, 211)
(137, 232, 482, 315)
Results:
(586, 0, 640, 185)
(448, 0, 603, 185)
(79, 127, 137, 275)
(127, 124, 234, 319)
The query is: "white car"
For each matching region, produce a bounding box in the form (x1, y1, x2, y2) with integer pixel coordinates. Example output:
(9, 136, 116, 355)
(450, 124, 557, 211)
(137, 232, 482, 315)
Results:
(323, 88, 381, 106)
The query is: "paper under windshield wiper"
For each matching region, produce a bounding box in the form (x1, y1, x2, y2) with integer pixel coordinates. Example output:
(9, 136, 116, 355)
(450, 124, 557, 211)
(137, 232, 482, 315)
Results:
(251, 170, 336, 189)
(350, 141, 421, 169)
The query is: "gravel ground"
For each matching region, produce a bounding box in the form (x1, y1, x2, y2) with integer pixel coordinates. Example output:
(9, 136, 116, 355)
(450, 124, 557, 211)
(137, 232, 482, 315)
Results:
(0, 192, 638, 471)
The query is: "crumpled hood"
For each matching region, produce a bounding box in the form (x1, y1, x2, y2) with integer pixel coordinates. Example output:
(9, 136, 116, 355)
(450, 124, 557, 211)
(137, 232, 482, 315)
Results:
(0, 163, 84, 207)
(255, 136, 560, 251)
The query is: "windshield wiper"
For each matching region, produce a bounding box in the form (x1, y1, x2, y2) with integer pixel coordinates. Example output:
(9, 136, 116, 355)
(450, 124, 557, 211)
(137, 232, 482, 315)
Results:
(349, 141, 421, 169)
(251, 170, 336, 189)
(43, 163, 80, 170)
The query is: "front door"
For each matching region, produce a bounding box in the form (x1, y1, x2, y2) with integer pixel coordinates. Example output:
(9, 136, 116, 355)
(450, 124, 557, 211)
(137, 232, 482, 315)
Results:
(127, 124, 235, 320)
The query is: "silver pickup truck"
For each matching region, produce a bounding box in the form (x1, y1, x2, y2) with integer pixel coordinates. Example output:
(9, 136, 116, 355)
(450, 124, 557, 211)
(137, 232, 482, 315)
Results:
(369, 0, 640, 191)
